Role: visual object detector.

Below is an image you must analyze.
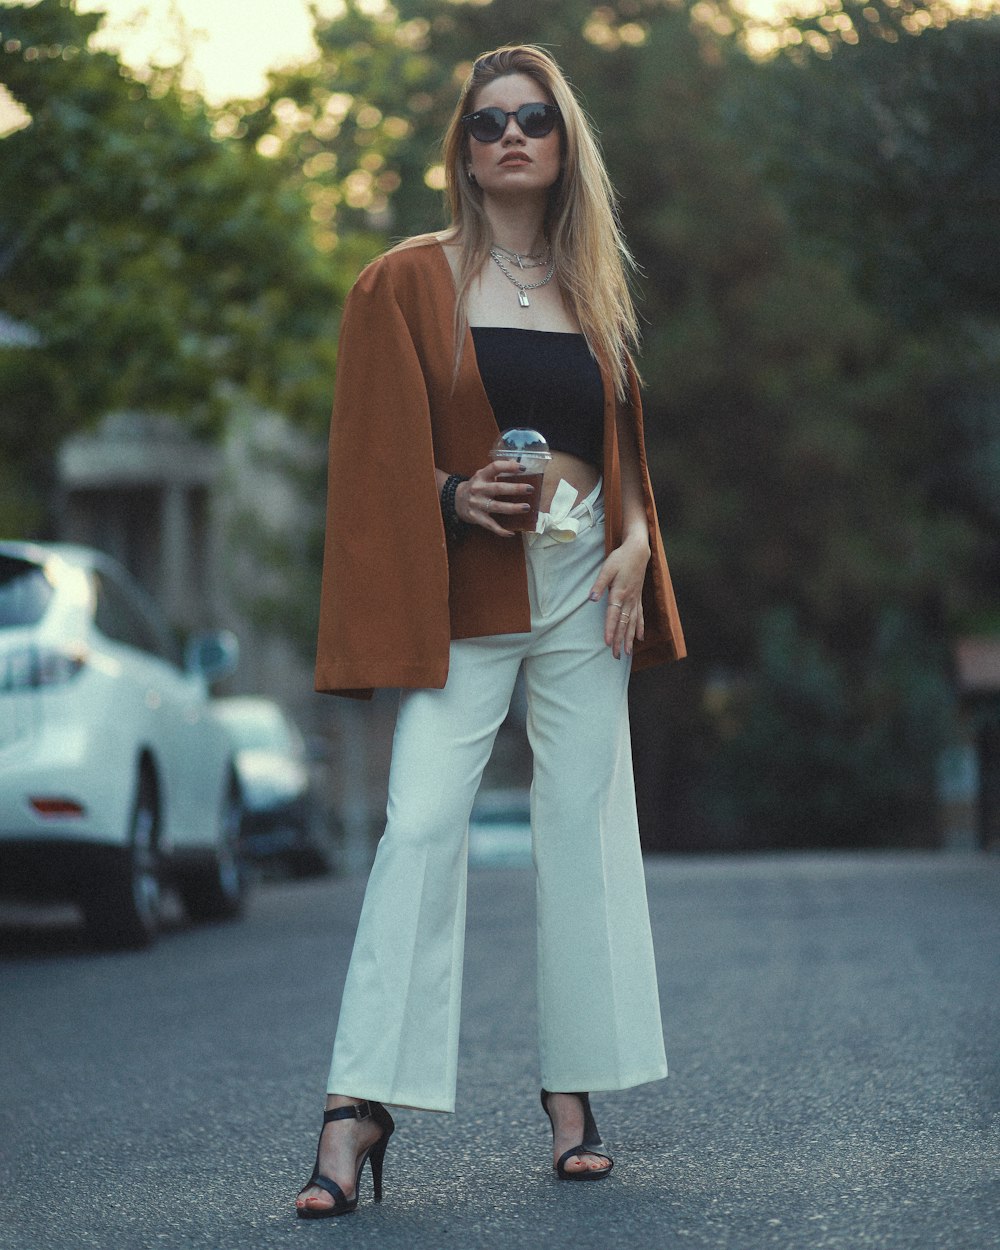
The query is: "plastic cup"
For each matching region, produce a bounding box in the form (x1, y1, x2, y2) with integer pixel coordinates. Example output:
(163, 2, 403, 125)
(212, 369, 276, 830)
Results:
(490, 429, 551, 532)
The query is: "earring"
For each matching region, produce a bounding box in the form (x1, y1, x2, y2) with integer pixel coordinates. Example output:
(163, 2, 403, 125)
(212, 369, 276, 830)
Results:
(466, 168, 477, 184)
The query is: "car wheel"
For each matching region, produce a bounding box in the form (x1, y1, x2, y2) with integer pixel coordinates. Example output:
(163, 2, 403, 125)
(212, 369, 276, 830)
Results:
(177, 771, 245, 922)
(83, 764, 160, 949)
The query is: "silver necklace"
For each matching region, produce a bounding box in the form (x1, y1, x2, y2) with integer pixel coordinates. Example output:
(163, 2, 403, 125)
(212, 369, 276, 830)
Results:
(491, 241, 550, 270)
(489, 248, 556, 307)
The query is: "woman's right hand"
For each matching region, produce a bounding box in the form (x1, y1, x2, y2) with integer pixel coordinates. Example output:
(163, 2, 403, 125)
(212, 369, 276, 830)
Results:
(455, 459, 535, 537)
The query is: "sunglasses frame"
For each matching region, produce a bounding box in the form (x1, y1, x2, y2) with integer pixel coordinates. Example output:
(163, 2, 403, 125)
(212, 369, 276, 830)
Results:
(460, 103, 561, 144)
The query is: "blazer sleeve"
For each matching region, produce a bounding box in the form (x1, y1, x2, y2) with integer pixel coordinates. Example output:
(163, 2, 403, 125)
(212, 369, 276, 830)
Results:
(314, 257, 451, 698)
(624, 358, 687, 668)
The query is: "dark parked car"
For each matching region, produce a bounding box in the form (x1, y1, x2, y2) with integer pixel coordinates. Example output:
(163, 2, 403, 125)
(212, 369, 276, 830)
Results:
(212, 696, 331, 877)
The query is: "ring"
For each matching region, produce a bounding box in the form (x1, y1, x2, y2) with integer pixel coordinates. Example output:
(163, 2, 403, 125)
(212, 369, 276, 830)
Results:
(620, 612, 631, 621)
(485, 499, 492, 513)
(610, 602, 623, 611)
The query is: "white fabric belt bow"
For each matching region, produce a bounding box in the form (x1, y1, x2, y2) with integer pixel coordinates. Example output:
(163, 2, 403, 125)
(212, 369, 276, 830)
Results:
(529, 478, 589, 545)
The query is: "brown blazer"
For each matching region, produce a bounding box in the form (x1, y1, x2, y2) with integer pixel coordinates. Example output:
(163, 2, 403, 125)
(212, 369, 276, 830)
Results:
(315, 238, 685, 698)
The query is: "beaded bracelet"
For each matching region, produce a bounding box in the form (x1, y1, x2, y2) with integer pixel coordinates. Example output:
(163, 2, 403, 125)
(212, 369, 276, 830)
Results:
(440, 473, 471, 544)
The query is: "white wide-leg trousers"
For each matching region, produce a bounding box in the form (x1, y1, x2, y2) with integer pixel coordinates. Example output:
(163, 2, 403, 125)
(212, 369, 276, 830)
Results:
(327, 485, 667, 1111)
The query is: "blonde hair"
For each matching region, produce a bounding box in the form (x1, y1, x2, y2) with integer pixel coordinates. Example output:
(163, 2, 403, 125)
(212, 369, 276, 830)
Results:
(439, 45, 640, 400)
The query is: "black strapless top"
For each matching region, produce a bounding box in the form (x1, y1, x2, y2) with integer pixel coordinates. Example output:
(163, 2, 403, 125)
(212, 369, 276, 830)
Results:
(470, 327, 604, 470)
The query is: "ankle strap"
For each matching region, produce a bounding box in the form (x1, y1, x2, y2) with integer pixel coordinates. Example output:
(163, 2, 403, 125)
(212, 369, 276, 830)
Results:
(323, 1100, 372, 1123)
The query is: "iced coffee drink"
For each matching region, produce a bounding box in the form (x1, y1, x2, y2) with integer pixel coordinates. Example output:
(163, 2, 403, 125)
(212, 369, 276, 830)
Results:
(491, 429, 552, 533)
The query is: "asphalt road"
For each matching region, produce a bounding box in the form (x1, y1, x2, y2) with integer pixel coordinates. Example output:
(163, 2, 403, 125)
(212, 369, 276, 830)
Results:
(1, 852, 997, 1250)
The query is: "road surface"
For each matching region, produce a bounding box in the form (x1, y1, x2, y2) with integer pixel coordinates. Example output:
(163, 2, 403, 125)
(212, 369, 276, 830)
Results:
(1, 852, 997, 1249)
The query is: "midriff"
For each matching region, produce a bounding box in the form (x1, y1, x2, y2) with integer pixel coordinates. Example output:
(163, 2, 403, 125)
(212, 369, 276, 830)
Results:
(540, 451, 600, 513)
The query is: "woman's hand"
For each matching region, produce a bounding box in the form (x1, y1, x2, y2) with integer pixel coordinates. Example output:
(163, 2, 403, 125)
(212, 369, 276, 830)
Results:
(455, 459, 535, 537)
(588, 533, 650, 659)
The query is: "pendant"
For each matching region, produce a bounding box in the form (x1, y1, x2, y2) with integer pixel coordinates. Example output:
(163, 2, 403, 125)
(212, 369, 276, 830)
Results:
(518, 289, 530, 308)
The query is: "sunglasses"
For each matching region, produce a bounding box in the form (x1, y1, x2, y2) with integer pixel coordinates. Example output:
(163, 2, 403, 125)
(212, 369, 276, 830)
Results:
(461, 103, 561, 144)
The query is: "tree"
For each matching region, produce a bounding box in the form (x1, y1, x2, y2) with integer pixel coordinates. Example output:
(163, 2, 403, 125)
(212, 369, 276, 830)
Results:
(701, 16, 1000, 845)
(0, 0, 342, 532)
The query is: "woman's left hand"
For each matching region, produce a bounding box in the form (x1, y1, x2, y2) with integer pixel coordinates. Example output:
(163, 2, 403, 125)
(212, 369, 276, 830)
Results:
(588, 534, 650, 659)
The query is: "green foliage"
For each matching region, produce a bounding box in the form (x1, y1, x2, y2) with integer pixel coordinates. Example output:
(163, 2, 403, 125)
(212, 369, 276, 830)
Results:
(707, 606, 954, 847)
(744, 15, 1000, 331)
(0, 347, 65, 533)
(669, 17, 999, 845)
(0, 0, 341, 531)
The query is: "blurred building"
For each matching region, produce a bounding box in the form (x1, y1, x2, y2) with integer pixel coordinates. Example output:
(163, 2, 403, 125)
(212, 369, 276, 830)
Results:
(56, 405, 332, 695)
(58, 411, 219, 637)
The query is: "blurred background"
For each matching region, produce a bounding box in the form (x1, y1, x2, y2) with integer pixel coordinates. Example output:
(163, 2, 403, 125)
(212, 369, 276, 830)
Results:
(2, 0, 998, 861)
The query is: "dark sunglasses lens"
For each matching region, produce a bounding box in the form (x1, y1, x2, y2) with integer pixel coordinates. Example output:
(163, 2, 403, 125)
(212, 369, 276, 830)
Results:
(517, 104, 556, 136)
(469, 109, 505, 142)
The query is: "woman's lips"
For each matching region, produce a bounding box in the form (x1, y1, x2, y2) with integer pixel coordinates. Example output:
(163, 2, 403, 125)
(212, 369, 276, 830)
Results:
(499, 153, 531, 166)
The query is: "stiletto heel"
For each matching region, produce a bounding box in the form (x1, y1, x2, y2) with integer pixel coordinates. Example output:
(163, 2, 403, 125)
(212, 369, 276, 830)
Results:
(540, 1088, 614, 1181)
(296, 1099, 395, 1218)
(368, 1131, 390, 1202)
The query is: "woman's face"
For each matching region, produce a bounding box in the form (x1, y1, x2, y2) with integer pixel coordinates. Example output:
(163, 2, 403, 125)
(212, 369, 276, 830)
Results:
(465, 72, 562, 204)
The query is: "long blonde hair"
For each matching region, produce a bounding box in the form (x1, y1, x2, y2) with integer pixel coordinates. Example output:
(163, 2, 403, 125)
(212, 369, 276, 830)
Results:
(439, 45, 640, 400)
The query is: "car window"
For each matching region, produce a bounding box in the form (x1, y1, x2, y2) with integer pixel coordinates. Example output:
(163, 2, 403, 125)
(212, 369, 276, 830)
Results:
(0, 556, 54, 628)
(92, 569, 182, 667)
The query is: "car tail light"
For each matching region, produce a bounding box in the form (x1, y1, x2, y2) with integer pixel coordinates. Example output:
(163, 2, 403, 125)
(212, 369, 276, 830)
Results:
(30, 798, 87, 818)
(0, 645, 87, 691)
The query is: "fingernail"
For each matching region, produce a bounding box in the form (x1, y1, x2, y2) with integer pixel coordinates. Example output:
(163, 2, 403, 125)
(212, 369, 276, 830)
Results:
(588, 592, 599, 602)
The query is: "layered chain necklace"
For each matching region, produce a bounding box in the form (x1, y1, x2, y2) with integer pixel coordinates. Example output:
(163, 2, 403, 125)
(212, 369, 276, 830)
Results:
(489, 242, 555, 308)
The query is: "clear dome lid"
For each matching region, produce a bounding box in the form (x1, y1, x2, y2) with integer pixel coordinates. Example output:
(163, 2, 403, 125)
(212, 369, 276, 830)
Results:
(490, 428, 551, 459)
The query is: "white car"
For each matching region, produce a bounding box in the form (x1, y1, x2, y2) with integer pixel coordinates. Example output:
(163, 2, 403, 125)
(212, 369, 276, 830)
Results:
(0, 540, 244, 948)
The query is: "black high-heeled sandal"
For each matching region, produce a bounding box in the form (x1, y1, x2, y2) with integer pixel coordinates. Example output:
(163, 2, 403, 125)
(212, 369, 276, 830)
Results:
(296, 1099, 395, 1218)
(540, 1088, 614, 1181)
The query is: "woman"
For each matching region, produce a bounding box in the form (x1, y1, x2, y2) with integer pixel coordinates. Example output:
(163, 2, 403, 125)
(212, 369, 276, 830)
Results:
(297, 44, 685, 1218)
